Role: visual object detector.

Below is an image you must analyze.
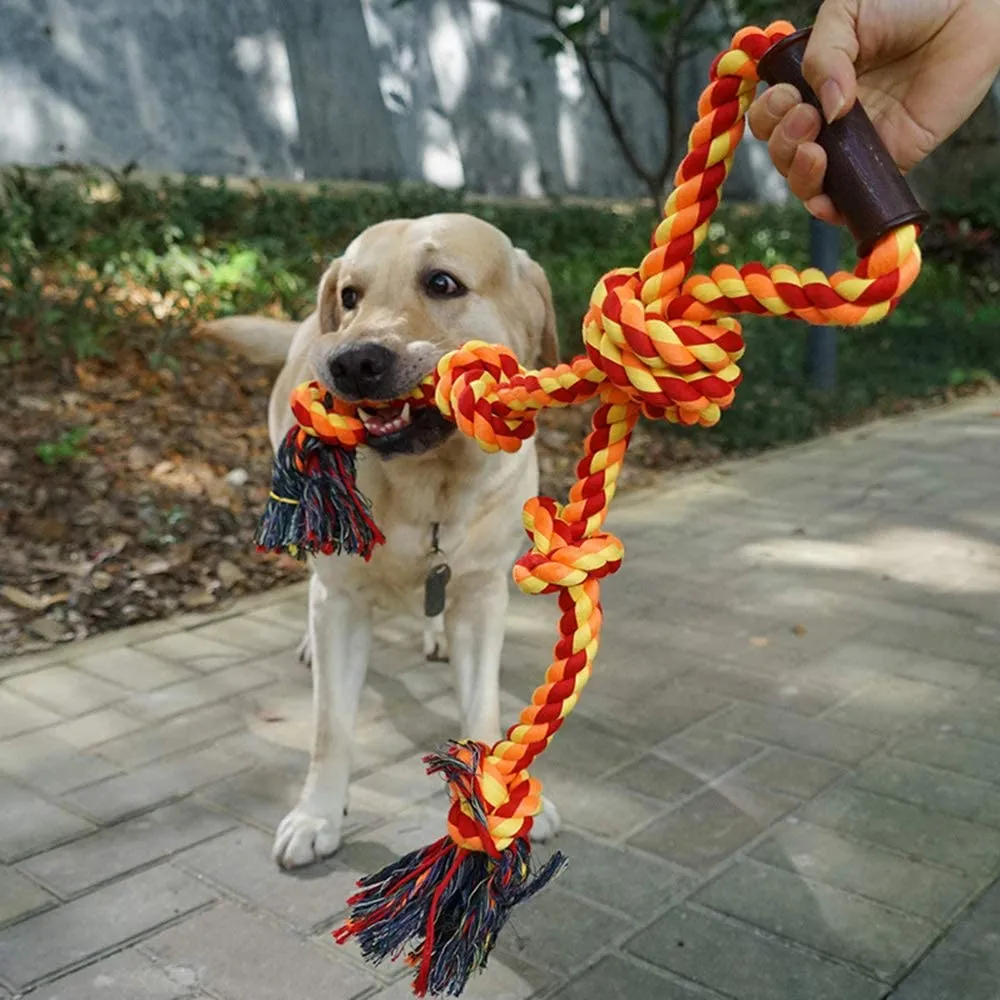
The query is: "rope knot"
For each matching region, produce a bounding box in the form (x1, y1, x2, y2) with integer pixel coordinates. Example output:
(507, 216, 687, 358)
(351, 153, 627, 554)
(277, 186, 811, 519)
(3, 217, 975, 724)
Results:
(514, 496, 624, 595)
(426, 741, 542, 854)
(434, 341, 537, 453)
(290, 382, 366, 447)
(585, 269, 746, 429)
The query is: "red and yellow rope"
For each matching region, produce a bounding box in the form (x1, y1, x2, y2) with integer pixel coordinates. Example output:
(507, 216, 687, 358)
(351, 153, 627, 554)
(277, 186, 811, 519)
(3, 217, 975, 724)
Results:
(291, 21, 921, 857)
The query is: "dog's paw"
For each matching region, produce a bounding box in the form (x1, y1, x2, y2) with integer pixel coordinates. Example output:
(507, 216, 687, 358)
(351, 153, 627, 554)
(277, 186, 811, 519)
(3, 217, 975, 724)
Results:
(273, 808, 341, 869)
(297, 631, 312, 668)
(529, 797, 562, 843)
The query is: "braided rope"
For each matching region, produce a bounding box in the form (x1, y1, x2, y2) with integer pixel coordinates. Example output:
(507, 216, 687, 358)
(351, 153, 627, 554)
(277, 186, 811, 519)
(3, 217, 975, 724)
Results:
(294, 20, 922, 855)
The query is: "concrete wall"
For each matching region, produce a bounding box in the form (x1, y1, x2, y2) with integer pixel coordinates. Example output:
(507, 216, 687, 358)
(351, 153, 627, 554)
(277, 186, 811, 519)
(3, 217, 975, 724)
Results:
(0, 0, 787, 201)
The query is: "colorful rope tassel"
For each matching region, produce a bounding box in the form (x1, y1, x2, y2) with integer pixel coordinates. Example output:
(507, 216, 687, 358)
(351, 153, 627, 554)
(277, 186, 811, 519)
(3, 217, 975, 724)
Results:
(256, 21, 924, 997)
(333, 742, 567, 997)
(255, 426, 385, 561)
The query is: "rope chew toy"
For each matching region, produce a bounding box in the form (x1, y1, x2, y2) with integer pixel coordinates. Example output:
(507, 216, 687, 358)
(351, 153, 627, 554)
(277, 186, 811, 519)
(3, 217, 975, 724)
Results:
(255, 23, 927, 998)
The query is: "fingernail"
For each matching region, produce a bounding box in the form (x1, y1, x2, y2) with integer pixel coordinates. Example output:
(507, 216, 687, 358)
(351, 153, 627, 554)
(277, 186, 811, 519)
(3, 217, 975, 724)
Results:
(764, 85, 799, 116)
(820, 79, 845, 123)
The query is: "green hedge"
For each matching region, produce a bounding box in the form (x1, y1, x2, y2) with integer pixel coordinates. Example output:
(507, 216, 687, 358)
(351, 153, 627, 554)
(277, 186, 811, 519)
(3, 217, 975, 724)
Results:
(1, 167, 995, 453)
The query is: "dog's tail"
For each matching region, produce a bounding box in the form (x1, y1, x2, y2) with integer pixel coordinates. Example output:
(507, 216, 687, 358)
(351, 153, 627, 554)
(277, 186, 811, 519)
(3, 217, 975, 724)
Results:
(193, 316, 299, 367)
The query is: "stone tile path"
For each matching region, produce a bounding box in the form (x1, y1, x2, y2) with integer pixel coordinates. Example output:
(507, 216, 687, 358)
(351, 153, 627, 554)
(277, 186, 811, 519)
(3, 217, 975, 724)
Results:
(2, 394, 1000, 999)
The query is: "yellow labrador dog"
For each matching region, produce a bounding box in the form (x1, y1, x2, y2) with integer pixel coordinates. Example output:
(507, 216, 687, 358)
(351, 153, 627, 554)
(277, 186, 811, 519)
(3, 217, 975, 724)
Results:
(201, 214, 562, 868)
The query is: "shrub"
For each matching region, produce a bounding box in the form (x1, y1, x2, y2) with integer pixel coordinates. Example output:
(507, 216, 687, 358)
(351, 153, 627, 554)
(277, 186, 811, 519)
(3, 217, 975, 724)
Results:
(1, 166, 993, 454)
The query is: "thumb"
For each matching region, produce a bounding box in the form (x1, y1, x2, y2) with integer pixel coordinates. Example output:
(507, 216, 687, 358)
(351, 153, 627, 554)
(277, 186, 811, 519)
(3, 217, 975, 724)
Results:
(802, 0, 860, 122)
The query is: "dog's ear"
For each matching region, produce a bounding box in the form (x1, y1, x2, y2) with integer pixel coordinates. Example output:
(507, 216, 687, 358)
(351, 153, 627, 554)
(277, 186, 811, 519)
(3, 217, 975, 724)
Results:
(317, 258, 343, 334)
(515, 250, 560, 367)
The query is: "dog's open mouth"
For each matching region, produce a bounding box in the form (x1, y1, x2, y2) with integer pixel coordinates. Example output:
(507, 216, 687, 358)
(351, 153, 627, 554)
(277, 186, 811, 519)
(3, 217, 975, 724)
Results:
(358, 400, 415, 437)
(358, 397, 454, 457)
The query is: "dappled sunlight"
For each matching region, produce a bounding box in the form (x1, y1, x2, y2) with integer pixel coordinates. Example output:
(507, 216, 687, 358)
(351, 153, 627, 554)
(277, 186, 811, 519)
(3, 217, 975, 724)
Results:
(743, 524, 1000, 594)
(232, 33, 299, 144)
(555, 46, 585, 189)
(363, 0, 466, 188)
(0, 63, 90, 163)
(486, 108, 544, 196)
(427, 9, 469, 114)
(2, 0, 790, 198)
(421, 136, 465, 189)
(468, 0, 502, 43)
(49, 1, 104, 80)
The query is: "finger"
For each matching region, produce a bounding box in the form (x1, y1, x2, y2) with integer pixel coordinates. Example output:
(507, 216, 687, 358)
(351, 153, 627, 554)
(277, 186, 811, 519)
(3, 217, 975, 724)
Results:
(786, 143, 827, 205)
(748, 84, 801, 141)
(802, 0, 860, 122)
(804, 194, 846, 227)
(767, 103, 823, 177)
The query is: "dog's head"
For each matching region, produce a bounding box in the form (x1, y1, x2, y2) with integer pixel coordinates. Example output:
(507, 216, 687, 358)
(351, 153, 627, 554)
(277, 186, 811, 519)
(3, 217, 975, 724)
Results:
(309, 213, 560, 458)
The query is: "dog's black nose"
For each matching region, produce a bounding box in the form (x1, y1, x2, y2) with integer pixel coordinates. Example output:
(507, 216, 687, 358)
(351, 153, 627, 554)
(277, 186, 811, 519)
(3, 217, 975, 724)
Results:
(328, 342, 396, 399)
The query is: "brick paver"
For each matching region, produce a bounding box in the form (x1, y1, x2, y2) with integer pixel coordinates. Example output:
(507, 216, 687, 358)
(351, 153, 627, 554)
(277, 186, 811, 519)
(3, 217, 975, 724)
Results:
(0, 867, 215, 989)
(2, 394, 999, 998)
(142, 904, 377, 1000)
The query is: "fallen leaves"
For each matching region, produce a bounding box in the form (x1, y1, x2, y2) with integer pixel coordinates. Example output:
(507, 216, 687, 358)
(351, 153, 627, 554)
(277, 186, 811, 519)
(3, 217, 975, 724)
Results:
(1, 585, 69, 612)
(127, 444, 156, 470)
(135, 555, 172, 576)
(181, 587, 218, 609)
(20, 517, 69, 543)
(216, 559, 246, 589)
(1, 328, 717, 658)
(134, 542, 192, 577)
(93, 534, 130, 563)
(149, 456, 246, 507)
(0, 336, 310, 657)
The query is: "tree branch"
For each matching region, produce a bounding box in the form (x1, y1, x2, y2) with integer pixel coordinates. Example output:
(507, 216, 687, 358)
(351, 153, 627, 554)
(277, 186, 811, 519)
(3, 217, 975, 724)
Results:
(496, 0, 665, 99)
(493, 0, 724, 203)
(660, 0, 715, 183)
(575, 42, 658, 198)
(592, 37, 668, 101)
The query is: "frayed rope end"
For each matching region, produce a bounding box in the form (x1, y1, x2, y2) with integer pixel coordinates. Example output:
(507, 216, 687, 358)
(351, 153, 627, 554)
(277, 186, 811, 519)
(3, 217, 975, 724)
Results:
(255, 427, 385, 561)
(333, 741, 567, 997)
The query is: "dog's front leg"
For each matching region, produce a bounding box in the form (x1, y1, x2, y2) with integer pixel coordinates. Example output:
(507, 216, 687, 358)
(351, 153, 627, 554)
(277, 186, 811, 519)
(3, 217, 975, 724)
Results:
(445, 571, 562, 843)
(273, 570, 371, 869)
(446, 570, 506, 746)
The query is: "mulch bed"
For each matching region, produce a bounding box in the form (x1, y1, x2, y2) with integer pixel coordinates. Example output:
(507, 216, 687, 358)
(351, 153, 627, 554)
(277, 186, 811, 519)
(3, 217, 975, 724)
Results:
(1, 334, 720, 659)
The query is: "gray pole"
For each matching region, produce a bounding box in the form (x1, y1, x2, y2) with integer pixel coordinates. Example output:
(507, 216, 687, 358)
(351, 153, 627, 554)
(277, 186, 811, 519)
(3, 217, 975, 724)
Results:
(807, 217, 841, 390)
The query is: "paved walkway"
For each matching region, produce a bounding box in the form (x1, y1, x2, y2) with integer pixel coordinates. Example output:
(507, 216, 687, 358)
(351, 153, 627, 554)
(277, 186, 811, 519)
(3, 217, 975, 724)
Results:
(3, 395, 1000, 1000)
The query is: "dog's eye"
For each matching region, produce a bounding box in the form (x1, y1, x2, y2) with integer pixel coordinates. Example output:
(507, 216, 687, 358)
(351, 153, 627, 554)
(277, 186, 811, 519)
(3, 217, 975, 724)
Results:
(341, 286, 360, 310)
(424, 271, 465, 298)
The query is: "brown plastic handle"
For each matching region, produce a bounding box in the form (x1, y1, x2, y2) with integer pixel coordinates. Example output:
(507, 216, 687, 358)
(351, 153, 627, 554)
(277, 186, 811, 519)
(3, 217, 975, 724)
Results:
(757, 27, 929, 257)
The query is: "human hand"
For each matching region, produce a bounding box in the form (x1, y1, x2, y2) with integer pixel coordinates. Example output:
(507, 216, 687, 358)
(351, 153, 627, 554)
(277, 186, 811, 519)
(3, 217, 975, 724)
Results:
(748, 0, 1000, 224)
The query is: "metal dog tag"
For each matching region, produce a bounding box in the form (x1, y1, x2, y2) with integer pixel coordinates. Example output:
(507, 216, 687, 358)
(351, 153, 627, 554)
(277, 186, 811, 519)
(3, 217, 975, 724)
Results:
(424, 562, 452, 618)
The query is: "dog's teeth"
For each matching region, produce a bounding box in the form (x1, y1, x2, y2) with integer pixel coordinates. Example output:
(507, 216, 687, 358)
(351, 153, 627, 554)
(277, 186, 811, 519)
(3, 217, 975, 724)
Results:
(356, 403, 413, 437)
